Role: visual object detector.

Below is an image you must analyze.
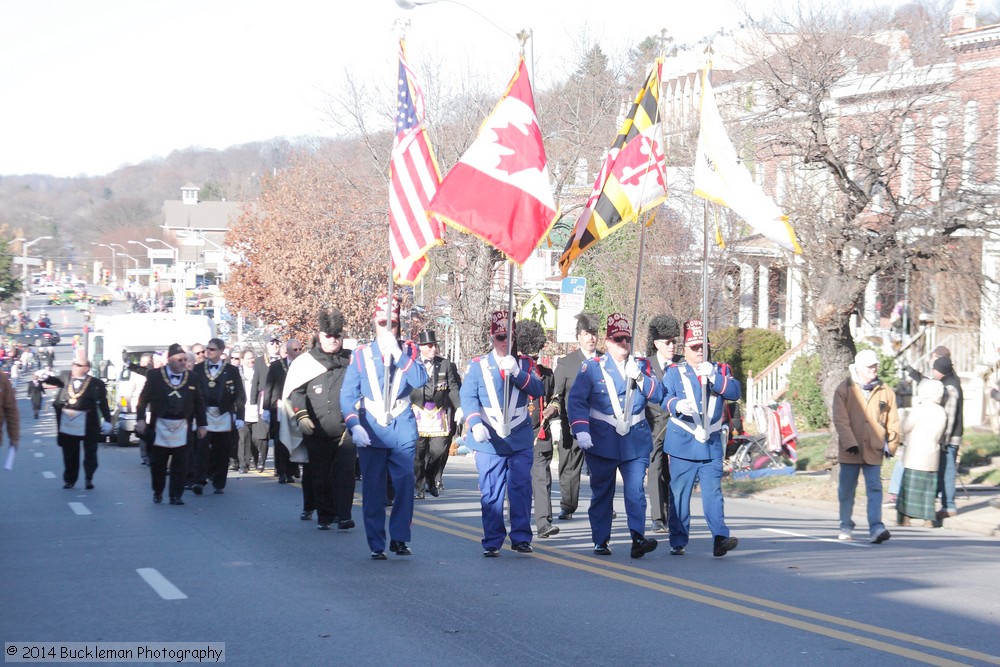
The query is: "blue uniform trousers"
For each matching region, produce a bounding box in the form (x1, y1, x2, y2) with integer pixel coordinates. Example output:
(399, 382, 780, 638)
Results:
(476, 447, 533, 549)
(358, 444, 415, 552)
(667, 456, 729, 549)
(585, 452, 649, 545)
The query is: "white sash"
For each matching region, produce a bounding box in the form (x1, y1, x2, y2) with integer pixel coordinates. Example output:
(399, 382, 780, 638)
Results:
(155, 418, 188, 448)
(361, 346, 407, 426)
(206, 406, 233, 433)
(670, 367, 720, 443)
(590, 408, 644, 429)
(479, 357, 526, 436)
(598, 362, 631, 436)
(59, 408, 87, 437)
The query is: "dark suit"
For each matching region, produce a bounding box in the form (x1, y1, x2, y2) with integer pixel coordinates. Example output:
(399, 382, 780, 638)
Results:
(529, 362, 557, 532)
(238, 362, 269, 470)
(263, 357, 296, 481)
(552, 348, 600, 515)
(409, 355, 461, 496)
(645, 355, 672, 530)
(192, 360, 246, 491)
(46, 372, 112, 486)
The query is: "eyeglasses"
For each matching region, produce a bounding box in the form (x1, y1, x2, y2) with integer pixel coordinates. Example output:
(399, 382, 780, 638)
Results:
(687, 344, 704, 352)
(656, 339, 676, 346)
(289, 347, 302, 353)
(205, 347, 219, 352)
(72, 362, 88, 368)
(494, 334, 508, 342)
(611, 336, 632, 344)
(194, 350, 205, 355)
(322, 332, 343, 339)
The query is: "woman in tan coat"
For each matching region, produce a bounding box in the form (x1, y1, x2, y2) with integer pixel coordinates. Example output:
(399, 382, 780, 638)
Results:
(897, 379, 946, 526)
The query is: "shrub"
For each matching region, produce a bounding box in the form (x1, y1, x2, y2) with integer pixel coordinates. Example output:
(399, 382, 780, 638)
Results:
(712, 327, 788, 397)
(787, 353, 830, 430)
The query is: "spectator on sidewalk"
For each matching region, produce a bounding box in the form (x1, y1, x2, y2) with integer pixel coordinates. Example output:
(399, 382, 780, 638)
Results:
(933, 355, 963, 522)
(897, 379, 946, 527)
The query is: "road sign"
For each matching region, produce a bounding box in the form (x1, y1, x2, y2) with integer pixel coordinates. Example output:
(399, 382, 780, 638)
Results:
(147, 249, 174, 260)
(519, 291, 556, 330)
(556, 277, 587, 343)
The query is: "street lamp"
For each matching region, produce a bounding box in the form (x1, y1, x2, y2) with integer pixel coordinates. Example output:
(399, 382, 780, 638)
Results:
(17, 235, 52, 312)
(116, 252, 139, 284)
(146, 238, 183, 315)
(177, 229, 227, 285)
(128, 240, 157, 287)
(91, 242, 116, 287)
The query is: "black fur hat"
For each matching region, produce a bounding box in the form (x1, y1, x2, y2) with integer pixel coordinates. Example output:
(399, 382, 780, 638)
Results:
(646, 315, 680, 356)
(318, 308, 345, 337)
(575, 312, 600, 336)
(515, 319, 546, 356)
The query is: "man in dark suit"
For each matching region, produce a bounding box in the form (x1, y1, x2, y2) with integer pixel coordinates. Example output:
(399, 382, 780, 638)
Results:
(191, 337, 246, 495)
(550, 312, 601, 521)
(644, 315, 681, 534)
(264, 339, 303, 484)
(239, 349, 269, 472)
(519, 320, 559, 538)
(136, 343, 208, 505)
(410, 329, 461, 499)
(45, 357, 113, 490)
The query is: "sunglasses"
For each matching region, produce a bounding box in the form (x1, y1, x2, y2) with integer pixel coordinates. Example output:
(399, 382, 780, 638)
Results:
(205, 347, 219, 352)
(72, 362, 89, 368)
(194, 350, 205, 355)
(656, 338, 676, 346)
(611, 335, 632, 344)
(687, 344, 704, 352)
(494, 334, 508, 342)
(289, 347, 302, 353)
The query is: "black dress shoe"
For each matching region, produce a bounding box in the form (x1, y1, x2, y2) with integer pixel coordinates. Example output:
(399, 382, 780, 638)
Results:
(318, 523, 331, 530)
(389, 540, 412, 556)
(338, 519, 355, 530)
(278, 476, 288, 484)
(537, 524, 560, 538)
(300, 511, 313, 521)
(593, 542, 612, 556)
(85, 481, 94, 490)
(169, 497, 185, 505)
(385, 499, 394, 507)
(630, 533, 658, 559)
(153, 494, 163, 504)
(192, 484, 203, 495)
(257, 465, 265, 473)
(213, 488, 224, 495)
(414, 492, 425, 500)
(669, 546, 685, 556)
(557, 511, 574, 521)
(713, 535, 738, 557)
(63, 482, 74, 489)
(427, 485, 440, 498)
(482, 547, 501, 558)
(652, 520, 668, 534)
(512, 541, 533, 554)
(371, 551, 388, 560)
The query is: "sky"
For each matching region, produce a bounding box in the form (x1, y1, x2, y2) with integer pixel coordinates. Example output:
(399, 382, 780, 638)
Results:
(0, 0, 910, 178)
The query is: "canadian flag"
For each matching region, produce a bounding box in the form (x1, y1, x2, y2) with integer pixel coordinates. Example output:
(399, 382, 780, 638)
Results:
(428, 58, 558, 265)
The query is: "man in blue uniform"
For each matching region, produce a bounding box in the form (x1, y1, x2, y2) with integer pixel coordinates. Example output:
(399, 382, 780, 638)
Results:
(341, 295, 428, 560)
(660, 319, 741, 557)
(567, 313, 663, 558)
(460, 311, 545, 557)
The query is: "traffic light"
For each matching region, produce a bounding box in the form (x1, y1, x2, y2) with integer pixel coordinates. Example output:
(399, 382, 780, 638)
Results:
(153, 269, 160, 282)
(103, 269, 110, 285)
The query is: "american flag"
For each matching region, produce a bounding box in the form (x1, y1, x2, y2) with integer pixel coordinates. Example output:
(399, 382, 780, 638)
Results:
(389, 40, 443, 285)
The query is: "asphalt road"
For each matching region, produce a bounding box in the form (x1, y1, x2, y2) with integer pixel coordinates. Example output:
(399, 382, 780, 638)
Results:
(3, 295, 1000, 666)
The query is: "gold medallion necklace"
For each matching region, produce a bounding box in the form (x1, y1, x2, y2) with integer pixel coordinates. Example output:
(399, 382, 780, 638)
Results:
(66, 375, 91, 406)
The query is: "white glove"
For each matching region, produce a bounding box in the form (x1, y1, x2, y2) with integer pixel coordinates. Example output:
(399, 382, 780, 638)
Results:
(261, 411, 271, 423)
(498, 355, 519, 378)
(696, 362, 715, 380)
(351, 425, 371, 447)
(675, 398, 697, 416)
(624, 358, 642, 381)
(472, 423, 490, 443)
(235, 419, 245, 430)
(576, 432, 594, 450)
(378, 331, 402, 362)
(454, 407, 463, 424)
(100, 421, 112, 436)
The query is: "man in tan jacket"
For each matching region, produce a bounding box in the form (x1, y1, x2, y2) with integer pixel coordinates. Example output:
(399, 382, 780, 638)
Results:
(832, 349, 899, 544)
(1, 370, 21, 458)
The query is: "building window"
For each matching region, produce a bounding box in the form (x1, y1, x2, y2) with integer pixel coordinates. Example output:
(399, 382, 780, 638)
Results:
(931, 116, 948, 202)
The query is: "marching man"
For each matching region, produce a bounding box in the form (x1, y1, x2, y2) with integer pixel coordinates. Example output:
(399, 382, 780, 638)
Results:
(660, 319, 741, 557)
(341, 295, 428, 560)
(567, 313, 663, 558)
(460, 312, 545, 557)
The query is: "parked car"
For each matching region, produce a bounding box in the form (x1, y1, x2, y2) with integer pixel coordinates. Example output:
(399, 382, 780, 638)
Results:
(11, 327, 61, 347)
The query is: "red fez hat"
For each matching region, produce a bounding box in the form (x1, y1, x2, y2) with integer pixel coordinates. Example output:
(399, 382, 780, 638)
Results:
(683, 319, 705, 344)
(606, 312, 631, 339)
(373, 295, 401, 323)
(490, 311, 513, 338)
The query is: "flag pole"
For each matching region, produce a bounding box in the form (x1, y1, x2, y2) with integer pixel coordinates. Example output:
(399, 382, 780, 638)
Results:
(501, 260, 515, 437)
(622, 210, 650, 425)
(700, 200, 710, 438)
(383, 249, 394, 415)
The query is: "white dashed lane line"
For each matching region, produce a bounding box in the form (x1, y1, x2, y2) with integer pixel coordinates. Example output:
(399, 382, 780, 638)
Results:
(42, 471, 56, 479)
(136, 568, 187, 600)
(68, 502, 91, 516)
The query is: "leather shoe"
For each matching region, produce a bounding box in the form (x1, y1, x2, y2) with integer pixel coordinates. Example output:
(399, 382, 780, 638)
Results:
(192, 484, 203, 495)
(63, 482, 74, 489)
(482, 547, 501, 558)
(427, 485, 440, 498)
(537, 524, 560, 538)
(153, 494, 163, 504)
(300, 511, 313, 521)
(338, 519, 355, 530)
(389, 540, 412, 556)
(278, 476, 288, 484)
(85, 481, 94, 490)
(371, 550, 388, 560)
(414, 492, 425, 500)
(652, 520, 667, 534)
(169, 497, 185, 506)
(512, 541, 533, 554)
(318, 523, 331, 530)
(557, 511, 574, 521)
(713, 535, 739, 557)
(669, 546, 685, 556)
(213, 488, 224, 495)
(630, 533, 658, 559)
(593, 542, 612, 556)
(257, 465, 265, 473)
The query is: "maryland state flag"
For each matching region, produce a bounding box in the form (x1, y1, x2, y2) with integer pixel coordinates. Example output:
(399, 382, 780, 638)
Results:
(428, 58, 558, 265)
(559, 60, 667, 277)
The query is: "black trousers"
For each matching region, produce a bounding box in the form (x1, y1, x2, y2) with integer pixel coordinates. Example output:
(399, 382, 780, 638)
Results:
(274, 439, 295, 478)
(58, 432, 98, 485)
(532, 442, 554, 527)
(413, 435, 449, 493)
(150, 444, 189, 499)
(301, 462, 315, 512)
(303, 435, 357, 525)
(237, 425, 266, 469)
(194, 430, 236, 490)
(558, 439, 585, 513)
(647, 439, 671, 525)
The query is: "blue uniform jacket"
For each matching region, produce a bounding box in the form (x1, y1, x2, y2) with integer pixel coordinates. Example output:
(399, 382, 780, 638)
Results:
(460, 353, 544, 457)
(566, 356, 663, 462)
(341, 339, 428, 448)
(660, 362, 741, 460)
